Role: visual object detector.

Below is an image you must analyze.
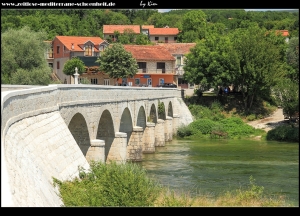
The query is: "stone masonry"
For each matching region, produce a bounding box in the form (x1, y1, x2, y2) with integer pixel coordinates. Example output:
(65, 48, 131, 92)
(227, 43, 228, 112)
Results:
(1, 84, 194, 207)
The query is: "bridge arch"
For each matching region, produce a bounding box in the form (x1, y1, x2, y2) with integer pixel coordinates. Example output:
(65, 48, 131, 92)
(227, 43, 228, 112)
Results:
(96, 109, 115, 162)
(68, 112, 90, 157)
(148, 103, 158, 123)
(119, 107, 133, 144)
(136, 106, 147, 129)
(158, 100, 166, 120)
(167, 101, 174, 117)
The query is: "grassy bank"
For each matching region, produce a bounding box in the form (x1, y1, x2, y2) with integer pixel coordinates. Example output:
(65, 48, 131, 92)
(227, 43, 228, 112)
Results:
(179, 93, 299, 142)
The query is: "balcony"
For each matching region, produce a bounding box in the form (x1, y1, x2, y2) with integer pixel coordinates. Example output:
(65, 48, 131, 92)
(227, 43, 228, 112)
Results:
(45, 52, 54, 59)
(137, 68, 174, 74)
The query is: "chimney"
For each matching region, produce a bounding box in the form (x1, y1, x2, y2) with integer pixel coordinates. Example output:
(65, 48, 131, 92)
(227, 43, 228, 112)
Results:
(71, 43, 74, 50)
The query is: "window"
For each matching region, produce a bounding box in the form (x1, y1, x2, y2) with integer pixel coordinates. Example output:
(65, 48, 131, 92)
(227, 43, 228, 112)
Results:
(104, 79, 110, 85)
(84, 45, 93, 56)
(138, 62, 146, 69)
(176, 56, 181, 66)
(165, 37, 168, 43)
(57, 61, 60, 69)
(174, 36, 177, 41)
(135, 78, 140, 86)
(48, 63, 53, 68)
(138, 62, 146, 72)
(57, 46, 60, 54)
(155, 37, 159, 41)
(157, 62, 165, 73)
(157, 62, 165, 69)
(91, 78, 98, 84)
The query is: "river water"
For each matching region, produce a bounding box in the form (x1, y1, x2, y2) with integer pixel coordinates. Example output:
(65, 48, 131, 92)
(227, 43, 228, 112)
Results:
(137, 138, 299, 206)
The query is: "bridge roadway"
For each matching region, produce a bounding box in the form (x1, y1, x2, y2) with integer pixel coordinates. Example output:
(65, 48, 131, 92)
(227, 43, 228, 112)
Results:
(1, 84, 193, 207)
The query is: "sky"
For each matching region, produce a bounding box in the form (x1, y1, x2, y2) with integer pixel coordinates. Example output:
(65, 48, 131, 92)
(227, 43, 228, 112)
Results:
(158, 9, 298, 13)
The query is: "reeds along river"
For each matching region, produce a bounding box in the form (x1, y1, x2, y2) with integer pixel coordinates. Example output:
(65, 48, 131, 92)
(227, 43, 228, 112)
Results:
(137, 138, 299, 206)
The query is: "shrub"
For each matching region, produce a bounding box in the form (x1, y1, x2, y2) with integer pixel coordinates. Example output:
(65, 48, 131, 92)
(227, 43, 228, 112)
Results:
(177, 125, 195, 138)
(188, 104, 225, 121)
(266, 125, 299, 142)
(246, 114, 256, 121)
(54, 161, 162, 207)
(189, 119, 219, 135)
(220, 117, 256, 137)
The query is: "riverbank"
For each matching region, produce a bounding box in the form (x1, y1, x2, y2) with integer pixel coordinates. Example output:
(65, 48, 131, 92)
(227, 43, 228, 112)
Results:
(246, 108, 286, 132)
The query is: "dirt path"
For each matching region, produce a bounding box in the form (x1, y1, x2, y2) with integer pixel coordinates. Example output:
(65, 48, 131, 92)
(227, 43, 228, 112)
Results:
(246, 108, 285, 132)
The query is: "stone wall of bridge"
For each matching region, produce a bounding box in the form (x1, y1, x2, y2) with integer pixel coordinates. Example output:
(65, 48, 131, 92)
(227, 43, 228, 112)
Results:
(1, 84, 193, 207)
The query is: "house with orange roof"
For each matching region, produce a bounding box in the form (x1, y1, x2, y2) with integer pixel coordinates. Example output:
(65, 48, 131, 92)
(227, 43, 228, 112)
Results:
(103, 25, 141, 42)
(117, 45, 176, 87)
(157, 43, 196, 89)
(149, 26, 180, 43)
(265, 30, 290, 43)
(275, 30, 290, 42)
(48, 36, 109, 84)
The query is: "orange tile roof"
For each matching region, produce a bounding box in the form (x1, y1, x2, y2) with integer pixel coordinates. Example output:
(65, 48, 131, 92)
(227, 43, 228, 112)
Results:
(276, 30, 289, 37)
(157, 43, 196, 54)
(141, 25, 155, 29)
(103, 25, 141, 34)
(123, 45, 175, 61)
(55, 36, 104, 51)
(149, 28, 179, 35)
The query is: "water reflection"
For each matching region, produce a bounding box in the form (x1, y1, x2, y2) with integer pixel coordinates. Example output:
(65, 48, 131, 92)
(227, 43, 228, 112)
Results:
(138, 138, 299, 206)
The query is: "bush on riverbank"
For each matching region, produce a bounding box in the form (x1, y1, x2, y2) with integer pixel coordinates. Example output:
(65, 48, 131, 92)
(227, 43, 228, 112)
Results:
(266, 124, 299, 142)
(177, 117, 264, 139)
(182, 98, 299, 142)
(53, 162, 292, 207)
(53, 161, 162, 207)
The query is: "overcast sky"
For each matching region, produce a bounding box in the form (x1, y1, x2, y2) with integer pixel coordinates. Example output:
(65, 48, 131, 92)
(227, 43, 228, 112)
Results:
(158, 9, 298, 13)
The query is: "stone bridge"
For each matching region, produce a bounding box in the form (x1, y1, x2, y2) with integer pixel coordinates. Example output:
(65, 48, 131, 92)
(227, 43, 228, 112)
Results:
(1, 84, 193, 207)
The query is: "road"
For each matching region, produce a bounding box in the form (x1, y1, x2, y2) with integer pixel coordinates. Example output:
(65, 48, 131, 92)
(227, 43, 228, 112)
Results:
(246, 108, 285, 132)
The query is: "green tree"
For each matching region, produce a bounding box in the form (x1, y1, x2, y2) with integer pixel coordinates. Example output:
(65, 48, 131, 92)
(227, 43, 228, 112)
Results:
(1, 26, 52, 85)
(135, 34, 151, 45)
(286, 37, 299, 83)
(178, 10, 207, 42)
(231, 26, 287, 112)
(272, 78, 299, 119)
(63, 57, 85, 76)
(183, 33, 239, 92)
(96, 43, 138, 82)
(118, 28, 136, 44)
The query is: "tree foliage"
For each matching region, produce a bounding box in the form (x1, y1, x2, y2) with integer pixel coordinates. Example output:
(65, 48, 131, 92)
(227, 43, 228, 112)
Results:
(286, 37, 299, 83)
(1, 9, 298, 43)
(183, 33, 239, 91)
(184, 25, 289, 112)
(96, 43, 138, 81)
(63, 57, 86, 76)
(272, 78, 299, 119)
(1, 26, 52, 85)
(231, 26, 287, 111)
(178, 10, 207, 42)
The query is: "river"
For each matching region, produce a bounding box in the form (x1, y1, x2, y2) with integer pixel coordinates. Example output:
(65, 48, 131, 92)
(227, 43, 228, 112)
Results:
(137, 138, 299, 206)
